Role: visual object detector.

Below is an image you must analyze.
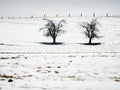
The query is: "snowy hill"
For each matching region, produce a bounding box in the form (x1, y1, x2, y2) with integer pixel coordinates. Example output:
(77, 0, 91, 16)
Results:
(0, 17, 120, 90)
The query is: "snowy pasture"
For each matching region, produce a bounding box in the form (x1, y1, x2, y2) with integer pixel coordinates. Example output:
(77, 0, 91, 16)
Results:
(0, 17, 120, 90)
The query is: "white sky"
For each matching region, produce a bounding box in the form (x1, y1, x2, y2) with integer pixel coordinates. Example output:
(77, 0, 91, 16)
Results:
(0, 0, 120, 17)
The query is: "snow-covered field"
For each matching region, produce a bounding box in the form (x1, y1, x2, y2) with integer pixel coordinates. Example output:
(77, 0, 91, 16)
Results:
(0, 17, 120, 90)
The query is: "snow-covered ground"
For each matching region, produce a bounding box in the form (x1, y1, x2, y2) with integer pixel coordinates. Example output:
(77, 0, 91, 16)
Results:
(0, 17, 120, 90)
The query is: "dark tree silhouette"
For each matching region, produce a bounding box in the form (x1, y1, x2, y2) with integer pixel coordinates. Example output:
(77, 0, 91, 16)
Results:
(80, 19, 101, 45)
(1, 17, 3, 19)
(31, 15, 33, 18)
(56, 14, 58, 17)
(68, 14, 70, 17)
(81, 13, 82, 17)
(44, 14, 46, 17)
(106, 13, 109, 17)
(40, 19, 66, 44)
(93, 13, 95, 17)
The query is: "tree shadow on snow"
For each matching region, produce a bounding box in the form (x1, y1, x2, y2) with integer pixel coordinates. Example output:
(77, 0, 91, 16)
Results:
(35, 42, 64, 45)
(79, 43, 101, 46)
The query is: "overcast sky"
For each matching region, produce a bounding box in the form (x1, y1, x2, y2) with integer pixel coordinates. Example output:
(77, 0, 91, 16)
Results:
(0, 0, 120, 17)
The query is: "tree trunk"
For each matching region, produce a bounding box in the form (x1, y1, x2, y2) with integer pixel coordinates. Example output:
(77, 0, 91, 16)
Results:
(89, 37, 92, 44)
(53, 38, 56, 44)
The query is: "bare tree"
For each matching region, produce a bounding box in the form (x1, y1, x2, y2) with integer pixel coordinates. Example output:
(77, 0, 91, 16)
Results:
(1, 17, 3, 19)
(68, 14, 70, 17)
(106, 13, 109, 17)
(93, 13, 95, 17)
(31, 15, 33, 18)
(56, 14, 58, 17)
(44, 14, 46, 17)
(81, 13, 82, 17)
(80, 19, 101, 45)
(40, 19, 66, 44)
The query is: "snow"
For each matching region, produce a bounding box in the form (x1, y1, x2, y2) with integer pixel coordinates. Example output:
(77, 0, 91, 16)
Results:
(0, 17, 120, 90)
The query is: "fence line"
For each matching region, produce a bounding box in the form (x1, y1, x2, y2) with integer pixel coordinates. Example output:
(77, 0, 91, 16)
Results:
(1, 13, 120, 19)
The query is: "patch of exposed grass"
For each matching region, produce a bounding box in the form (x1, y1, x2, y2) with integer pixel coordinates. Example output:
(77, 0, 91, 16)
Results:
(0, 74, 21, 79)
